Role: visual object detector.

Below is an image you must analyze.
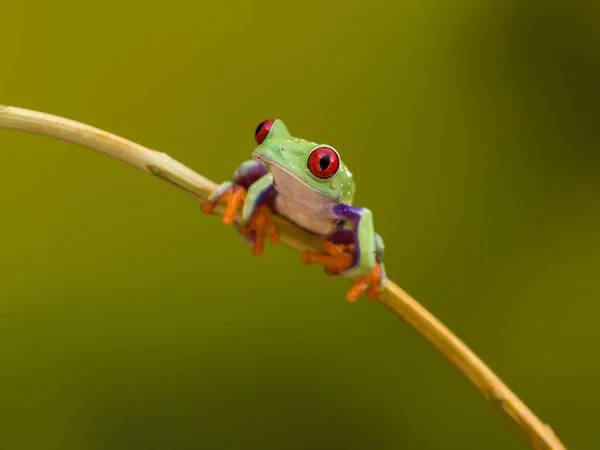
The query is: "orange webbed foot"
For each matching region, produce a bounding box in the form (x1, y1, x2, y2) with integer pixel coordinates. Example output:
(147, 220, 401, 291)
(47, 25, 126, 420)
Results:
(201, 185, 246, 225)
(301, 241, 383, 302)
(202, 185, 279, 256)
(239, 204, 280, 256)
(346, 263, 384, 303)
(301, 241, 354, 275)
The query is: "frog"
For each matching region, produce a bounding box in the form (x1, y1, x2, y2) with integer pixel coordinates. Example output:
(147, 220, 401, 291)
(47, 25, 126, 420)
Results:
(202, 119, 386, 302)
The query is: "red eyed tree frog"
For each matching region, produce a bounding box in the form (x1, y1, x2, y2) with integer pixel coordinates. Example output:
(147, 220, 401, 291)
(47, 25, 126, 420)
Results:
(202, 119, 386, 302)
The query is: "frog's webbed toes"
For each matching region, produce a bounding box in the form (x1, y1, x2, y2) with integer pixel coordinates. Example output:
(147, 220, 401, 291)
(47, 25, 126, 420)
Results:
(301, 241, 384, 302)
(202, 185, 279, 256)
(202, 185, 247, 225)
(240, 204, 280, 256)
(300, 241, 354, 275)
(346, 263, 384, 303)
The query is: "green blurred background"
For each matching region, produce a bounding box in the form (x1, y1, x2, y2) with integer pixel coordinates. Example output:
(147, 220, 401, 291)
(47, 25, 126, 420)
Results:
(1, 1, 598, 449)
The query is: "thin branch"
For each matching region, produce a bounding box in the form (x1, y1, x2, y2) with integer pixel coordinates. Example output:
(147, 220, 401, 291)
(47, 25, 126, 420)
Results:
(0, 105, 566, 450)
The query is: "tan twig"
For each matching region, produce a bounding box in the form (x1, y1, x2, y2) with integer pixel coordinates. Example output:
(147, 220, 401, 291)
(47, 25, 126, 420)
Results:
(0, 105, 566, 450)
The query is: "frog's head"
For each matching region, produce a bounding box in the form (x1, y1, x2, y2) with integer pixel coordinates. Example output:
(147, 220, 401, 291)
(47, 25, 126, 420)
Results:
(251, 119, 355, 203)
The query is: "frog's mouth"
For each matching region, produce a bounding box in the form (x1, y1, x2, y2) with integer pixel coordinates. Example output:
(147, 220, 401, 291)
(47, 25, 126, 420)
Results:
(252, 152, 272, 169)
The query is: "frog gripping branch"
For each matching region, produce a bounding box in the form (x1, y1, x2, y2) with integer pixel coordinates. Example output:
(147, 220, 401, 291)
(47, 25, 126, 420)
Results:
(0, 106, 568, 449)
(202, 119, 387, 302)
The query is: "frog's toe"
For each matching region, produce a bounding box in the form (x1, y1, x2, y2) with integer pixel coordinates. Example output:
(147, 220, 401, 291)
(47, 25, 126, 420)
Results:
(346, 262, 384, 303)
(202, 185, 247, 225)
(322, 241, 355, 256)
(234, 223, 256, 244)
(204, 184, 278, 256)
(300, 241, 354, 275)
(240, 204, 279, 256)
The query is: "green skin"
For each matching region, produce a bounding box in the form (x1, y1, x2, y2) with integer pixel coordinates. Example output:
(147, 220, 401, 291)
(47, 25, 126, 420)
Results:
(207, 120, 386, 286)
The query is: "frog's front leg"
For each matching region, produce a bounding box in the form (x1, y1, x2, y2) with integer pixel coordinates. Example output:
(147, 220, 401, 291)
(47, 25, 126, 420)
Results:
(202, 160, 279, 255)
(238, 172, 279, 255)
(301, 204, 386, 302)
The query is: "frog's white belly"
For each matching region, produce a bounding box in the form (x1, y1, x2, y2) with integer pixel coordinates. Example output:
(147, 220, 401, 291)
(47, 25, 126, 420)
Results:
(274, 195, 339, 236)
(270, 167, 340, 236)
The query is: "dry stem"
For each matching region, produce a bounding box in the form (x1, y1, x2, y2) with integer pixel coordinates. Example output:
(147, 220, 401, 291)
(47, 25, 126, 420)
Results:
(0, 105, 566, 450)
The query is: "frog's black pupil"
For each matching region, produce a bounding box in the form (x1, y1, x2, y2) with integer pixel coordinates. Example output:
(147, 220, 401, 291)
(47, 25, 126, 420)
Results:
(319, 154, 330, 171)
(255, 122, 264, 138)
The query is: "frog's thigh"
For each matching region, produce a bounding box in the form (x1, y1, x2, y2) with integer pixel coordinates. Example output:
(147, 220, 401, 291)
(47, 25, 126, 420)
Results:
(329, 228, 385, 262)
(328, 229, 355, 245)
(333, 204, 376, 278)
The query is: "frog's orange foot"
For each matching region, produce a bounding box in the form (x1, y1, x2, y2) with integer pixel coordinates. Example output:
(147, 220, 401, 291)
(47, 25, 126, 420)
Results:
(201, 185, 246, 225)
(301, 241, 383, 302)
(239, 204, 280, 256)
(202, 186, 279, 256)
(300, 241, 354, 275)
(346, 263, 384, 303)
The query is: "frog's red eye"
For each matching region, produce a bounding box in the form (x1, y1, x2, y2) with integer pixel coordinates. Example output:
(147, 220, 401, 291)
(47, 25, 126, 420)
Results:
(307, 146, 340, 179)
(255, 119, 274, 144)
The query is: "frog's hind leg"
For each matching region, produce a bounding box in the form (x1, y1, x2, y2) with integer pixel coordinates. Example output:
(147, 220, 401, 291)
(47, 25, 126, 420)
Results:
(302, 208, 387, 302)
(328, 229, 387, 291)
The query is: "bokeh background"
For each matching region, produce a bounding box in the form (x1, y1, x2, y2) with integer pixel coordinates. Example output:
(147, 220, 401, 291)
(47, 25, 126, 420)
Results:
(1, 1, 598, 449)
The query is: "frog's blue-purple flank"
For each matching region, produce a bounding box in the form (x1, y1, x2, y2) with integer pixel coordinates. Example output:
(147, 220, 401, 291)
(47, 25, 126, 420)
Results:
(202, 119, 386, 302)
